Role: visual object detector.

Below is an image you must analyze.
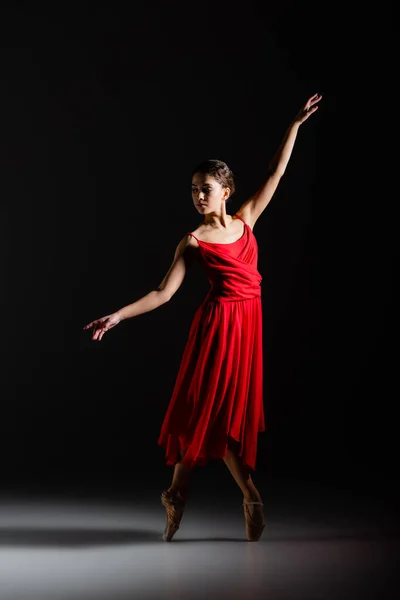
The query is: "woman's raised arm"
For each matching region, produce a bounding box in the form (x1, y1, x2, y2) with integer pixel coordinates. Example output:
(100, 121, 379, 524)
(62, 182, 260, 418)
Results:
(237, 93, 322, 229)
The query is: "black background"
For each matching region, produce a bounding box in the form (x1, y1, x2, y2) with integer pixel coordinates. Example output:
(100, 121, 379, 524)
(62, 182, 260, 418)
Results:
(1, 2, 396, 498)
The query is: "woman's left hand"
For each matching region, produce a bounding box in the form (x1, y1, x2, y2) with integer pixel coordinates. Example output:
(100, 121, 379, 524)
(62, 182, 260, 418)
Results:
(295, 93, 322, 125)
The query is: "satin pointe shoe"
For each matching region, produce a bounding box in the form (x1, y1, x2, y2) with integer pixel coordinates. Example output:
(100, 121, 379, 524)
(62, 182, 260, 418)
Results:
(161, 489, 186, 542)
(243, 500, 265, 541)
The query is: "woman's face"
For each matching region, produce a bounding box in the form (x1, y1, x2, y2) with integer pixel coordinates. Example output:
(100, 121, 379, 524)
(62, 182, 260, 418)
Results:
(191, 173, 229, 214)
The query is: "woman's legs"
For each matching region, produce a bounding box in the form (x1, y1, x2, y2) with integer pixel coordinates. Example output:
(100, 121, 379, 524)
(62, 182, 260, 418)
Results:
(223, 439, 262, 503)
(167, 449, 191, 500)
(162, 449, 191, 541)
(223, 439, 265, 541)
(166, 440, 262, 502)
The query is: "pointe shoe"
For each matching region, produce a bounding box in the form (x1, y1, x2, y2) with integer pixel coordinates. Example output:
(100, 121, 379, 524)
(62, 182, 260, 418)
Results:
(243, 500, 265, 541)
(161, 489, 186, 542)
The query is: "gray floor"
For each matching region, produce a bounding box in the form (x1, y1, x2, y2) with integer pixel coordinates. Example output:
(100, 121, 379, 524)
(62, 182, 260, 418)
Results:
(0, 476, 398, 600)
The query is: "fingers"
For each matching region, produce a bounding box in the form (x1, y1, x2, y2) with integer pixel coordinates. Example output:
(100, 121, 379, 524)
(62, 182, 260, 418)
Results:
(97, 325, 109, 341)
(302, 93, 322, 120)
(94, 324, 107, 341)
(83, 319, 101, 330)
(309, 93, 322, 107)
(305, 93, 322, 108)
(83, 319, 108, 341)
(91, 327, 104, 341)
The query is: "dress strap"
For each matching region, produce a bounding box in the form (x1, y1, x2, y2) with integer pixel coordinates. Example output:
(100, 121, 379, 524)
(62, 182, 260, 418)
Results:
(188, 231, 200, 242)
(234, 213, 247, 227)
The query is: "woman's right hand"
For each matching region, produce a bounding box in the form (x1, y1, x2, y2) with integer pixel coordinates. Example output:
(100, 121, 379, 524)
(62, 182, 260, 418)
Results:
(83, 311, 121, 341)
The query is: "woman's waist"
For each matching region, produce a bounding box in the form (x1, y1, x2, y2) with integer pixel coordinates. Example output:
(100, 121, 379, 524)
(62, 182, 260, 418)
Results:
(206, 286, 262, 302)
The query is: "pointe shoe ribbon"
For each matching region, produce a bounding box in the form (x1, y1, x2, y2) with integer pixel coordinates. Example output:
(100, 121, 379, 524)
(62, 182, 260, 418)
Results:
(243, 500, 265, 542)
(161, 489, 186, 542)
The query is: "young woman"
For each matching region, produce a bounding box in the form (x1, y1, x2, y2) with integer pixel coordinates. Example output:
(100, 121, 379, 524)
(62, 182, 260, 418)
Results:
(83, 92, 322, 542)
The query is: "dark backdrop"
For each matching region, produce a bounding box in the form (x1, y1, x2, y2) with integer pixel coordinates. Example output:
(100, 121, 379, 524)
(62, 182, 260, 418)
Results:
(0, 3, 396, 498)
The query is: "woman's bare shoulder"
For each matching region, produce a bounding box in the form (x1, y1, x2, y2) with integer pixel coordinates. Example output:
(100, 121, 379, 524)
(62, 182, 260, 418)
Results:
(186, 227, 205, 248)
(178, 232, 201, 251)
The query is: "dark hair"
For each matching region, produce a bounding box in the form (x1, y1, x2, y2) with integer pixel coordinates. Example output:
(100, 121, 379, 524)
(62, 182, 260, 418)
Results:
(191, 159, 235, 201)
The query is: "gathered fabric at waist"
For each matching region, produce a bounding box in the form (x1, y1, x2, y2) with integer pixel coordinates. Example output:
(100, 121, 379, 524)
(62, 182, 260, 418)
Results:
(206, 286, 262, 303)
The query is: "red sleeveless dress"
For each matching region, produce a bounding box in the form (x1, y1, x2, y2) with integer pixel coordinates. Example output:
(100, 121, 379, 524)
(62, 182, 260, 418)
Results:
(157, 213, 265, 471)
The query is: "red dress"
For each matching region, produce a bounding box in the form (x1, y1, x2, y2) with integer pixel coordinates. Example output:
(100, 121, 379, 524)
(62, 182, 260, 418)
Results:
(157, 213, 265, 471)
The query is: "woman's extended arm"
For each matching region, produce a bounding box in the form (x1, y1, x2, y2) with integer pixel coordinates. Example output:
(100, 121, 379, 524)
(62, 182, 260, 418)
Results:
(83, 234, 193, 341)
(238, 93, 322, 228)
